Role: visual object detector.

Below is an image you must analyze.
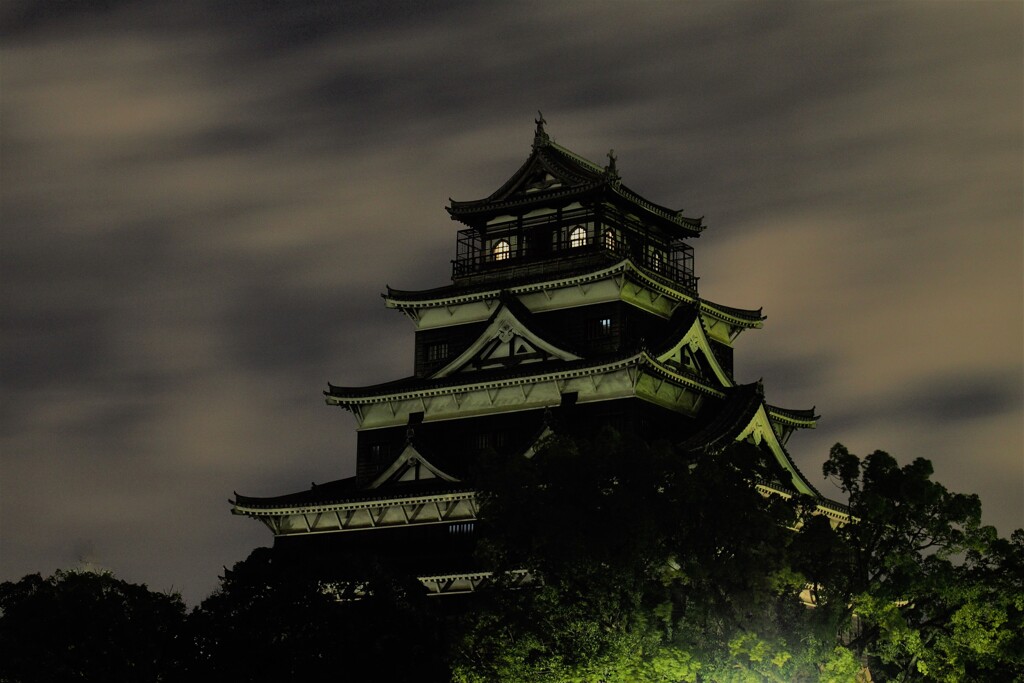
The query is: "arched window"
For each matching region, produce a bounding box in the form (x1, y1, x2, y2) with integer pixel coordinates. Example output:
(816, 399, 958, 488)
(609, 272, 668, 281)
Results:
(602, 228, 616, 250)
(569, 226, 587, 248)
(493, 239, 511, 261)
(650, 250, 663, 271)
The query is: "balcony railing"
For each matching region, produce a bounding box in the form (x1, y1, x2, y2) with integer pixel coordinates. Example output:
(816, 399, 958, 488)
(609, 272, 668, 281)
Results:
(452, 227, 696, 292)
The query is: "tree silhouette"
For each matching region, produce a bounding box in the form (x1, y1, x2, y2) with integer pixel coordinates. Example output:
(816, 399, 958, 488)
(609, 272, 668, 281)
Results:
(0, 569, 186, 683)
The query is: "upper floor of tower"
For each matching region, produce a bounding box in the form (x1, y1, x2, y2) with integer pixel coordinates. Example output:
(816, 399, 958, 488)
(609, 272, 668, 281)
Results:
(446, 115, 703, 292)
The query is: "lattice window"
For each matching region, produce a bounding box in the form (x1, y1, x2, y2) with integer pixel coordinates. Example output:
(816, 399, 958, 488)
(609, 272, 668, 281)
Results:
(426, 341, 449, 363)
(493, 239, 511, 260)
(602, 228, 617, 250)
(569, 225, 587, 248)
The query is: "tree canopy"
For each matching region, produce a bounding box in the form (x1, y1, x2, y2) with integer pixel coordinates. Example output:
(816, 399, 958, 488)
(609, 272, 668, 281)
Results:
(185, 546, 450, 682)
(0, 569, 186, 683)
(452, 431, 855, 682)
(2, 438, 1020, 682)
(449, 434, 1023, 681)
(815, 445, 1024, 681)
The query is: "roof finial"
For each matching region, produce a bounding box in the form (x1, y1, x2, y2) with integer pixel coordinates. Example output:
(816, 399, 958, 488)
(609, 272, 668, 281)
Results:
(605, 148, 618, 178)
(533, 110, 550, 148)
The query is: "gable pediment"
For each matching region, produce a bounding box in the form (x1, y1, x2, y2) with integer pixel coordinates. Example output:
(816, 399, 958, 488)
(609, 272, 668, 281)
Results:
(655, 316, 733, 387)
(368, 443, 459, 489)
(490, 151, 598, 204)
(736, 404, 816, 496)
(433, 300, 581, 378)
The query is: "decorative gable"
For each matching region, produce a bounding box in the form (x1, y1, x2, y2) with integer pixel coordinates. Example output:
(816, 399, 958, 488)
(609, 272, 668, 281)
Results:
(506, 157, 569, 198)
(433, 301, 581, 378)
(655, 316, 733, 387)
(368, 443, 459, 489)
(735, 404, 816, 496)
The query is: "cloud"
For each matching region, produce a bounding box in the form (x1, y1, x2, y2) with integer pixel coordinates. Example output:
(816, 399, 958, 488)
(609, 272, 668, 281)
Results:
(1, 0, 1020, 603)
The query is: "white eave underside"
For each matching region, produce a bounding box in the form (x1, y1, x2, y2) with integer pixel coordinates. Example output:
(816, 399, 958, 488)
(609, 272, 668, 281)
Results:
(233, 480, 847, 529)
(384, 260, 762, 337)
(328, 352, 724, 407)
(232, 489, 475, 518)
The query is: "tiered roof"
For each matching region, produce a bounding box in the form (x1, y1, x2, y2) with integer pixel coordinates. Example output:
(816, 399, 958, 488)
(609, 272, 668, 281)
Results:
(448, 114, 704, 239)
(233, 120, 839, 550)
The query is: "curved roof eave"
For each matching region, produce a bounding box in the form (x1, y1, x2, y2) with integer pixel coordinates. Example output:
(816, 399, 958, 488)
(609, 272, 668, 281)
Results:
(384, 260, 763, 334)
(447, 138, 703, 237)
(231, 484, 477, 515)
(448, 141, 605, 212)
(324, 349, 726, 406)
(766, 404, 820, 428)
(698, 299, 765, 328)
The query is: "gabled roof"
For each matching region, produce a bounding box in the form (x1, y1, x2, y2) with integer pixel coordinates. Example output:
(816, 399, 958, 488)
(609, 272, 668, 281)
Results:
(368, 442, 461, 489)
(231, 438, 471, 512)
(679, 383, 764, 455)
(432, 293, 581, 378)
(651, 306, 734, 388)
(447, 119, 704, 239)
(678, 383, 819, 496)
(735, 402, 818, 496)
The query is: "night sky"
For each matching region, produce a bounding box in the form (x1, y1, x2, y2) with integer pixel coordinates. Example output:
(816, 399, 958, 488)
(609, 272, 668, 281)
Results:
(2, 1, 1021, 605)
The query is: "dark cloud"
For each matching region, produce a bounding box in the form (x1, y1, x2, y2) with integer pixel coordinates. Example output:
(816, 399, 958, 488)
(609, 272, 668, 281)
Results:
(0, 0, 132, 38)
(1, 0, 1020, 603)
(902, 374, 1023, 424)
(0, 307, 112, 391)
(813, 372, 1023, 436)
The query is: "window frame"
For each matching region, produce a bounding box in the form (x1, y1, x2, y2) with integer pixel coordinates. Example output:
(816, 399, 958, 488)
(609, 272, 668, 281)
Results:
(426, 341, 449, 363)
(492, 239, 511, 261)
(569, 225, 587, 248)
(602, 228, 617, 250)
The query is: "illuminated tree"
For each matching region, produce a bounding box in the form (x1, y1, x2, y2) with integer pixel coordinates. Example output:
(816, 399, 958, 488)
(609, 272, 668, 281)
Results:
(816, 445, 1024, 681)
(451, 436, 1023, 682)
(452, 430, 841, 681)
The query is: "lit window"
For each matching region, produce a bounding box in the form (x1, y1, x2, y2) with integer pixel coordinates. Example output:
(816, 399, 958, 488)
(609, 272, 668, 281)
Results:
(602, 229, 616, 250)
(569, 226, 587, 248)
(651, 250, 663, 270)
(493, 239, 511, 260)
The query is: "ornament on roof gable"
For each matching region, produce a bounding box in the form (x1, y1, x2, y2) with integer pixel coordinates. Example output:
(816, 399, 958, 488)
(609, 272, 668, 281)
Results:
(605, 149, 619, 180)
(533, 111, 550, 148)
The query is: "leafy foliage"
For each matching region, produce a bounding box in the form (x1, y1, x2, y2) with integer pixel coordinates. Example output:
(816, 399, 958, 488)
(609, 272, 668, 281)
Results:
(0, 569, 186, 683)
(451, 436, 1023, 682)
(185, 546, 450, 682)
(3, 440, 1020, 682)
(817, 444, 1024, 681)
(451, 430, 842, 681)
